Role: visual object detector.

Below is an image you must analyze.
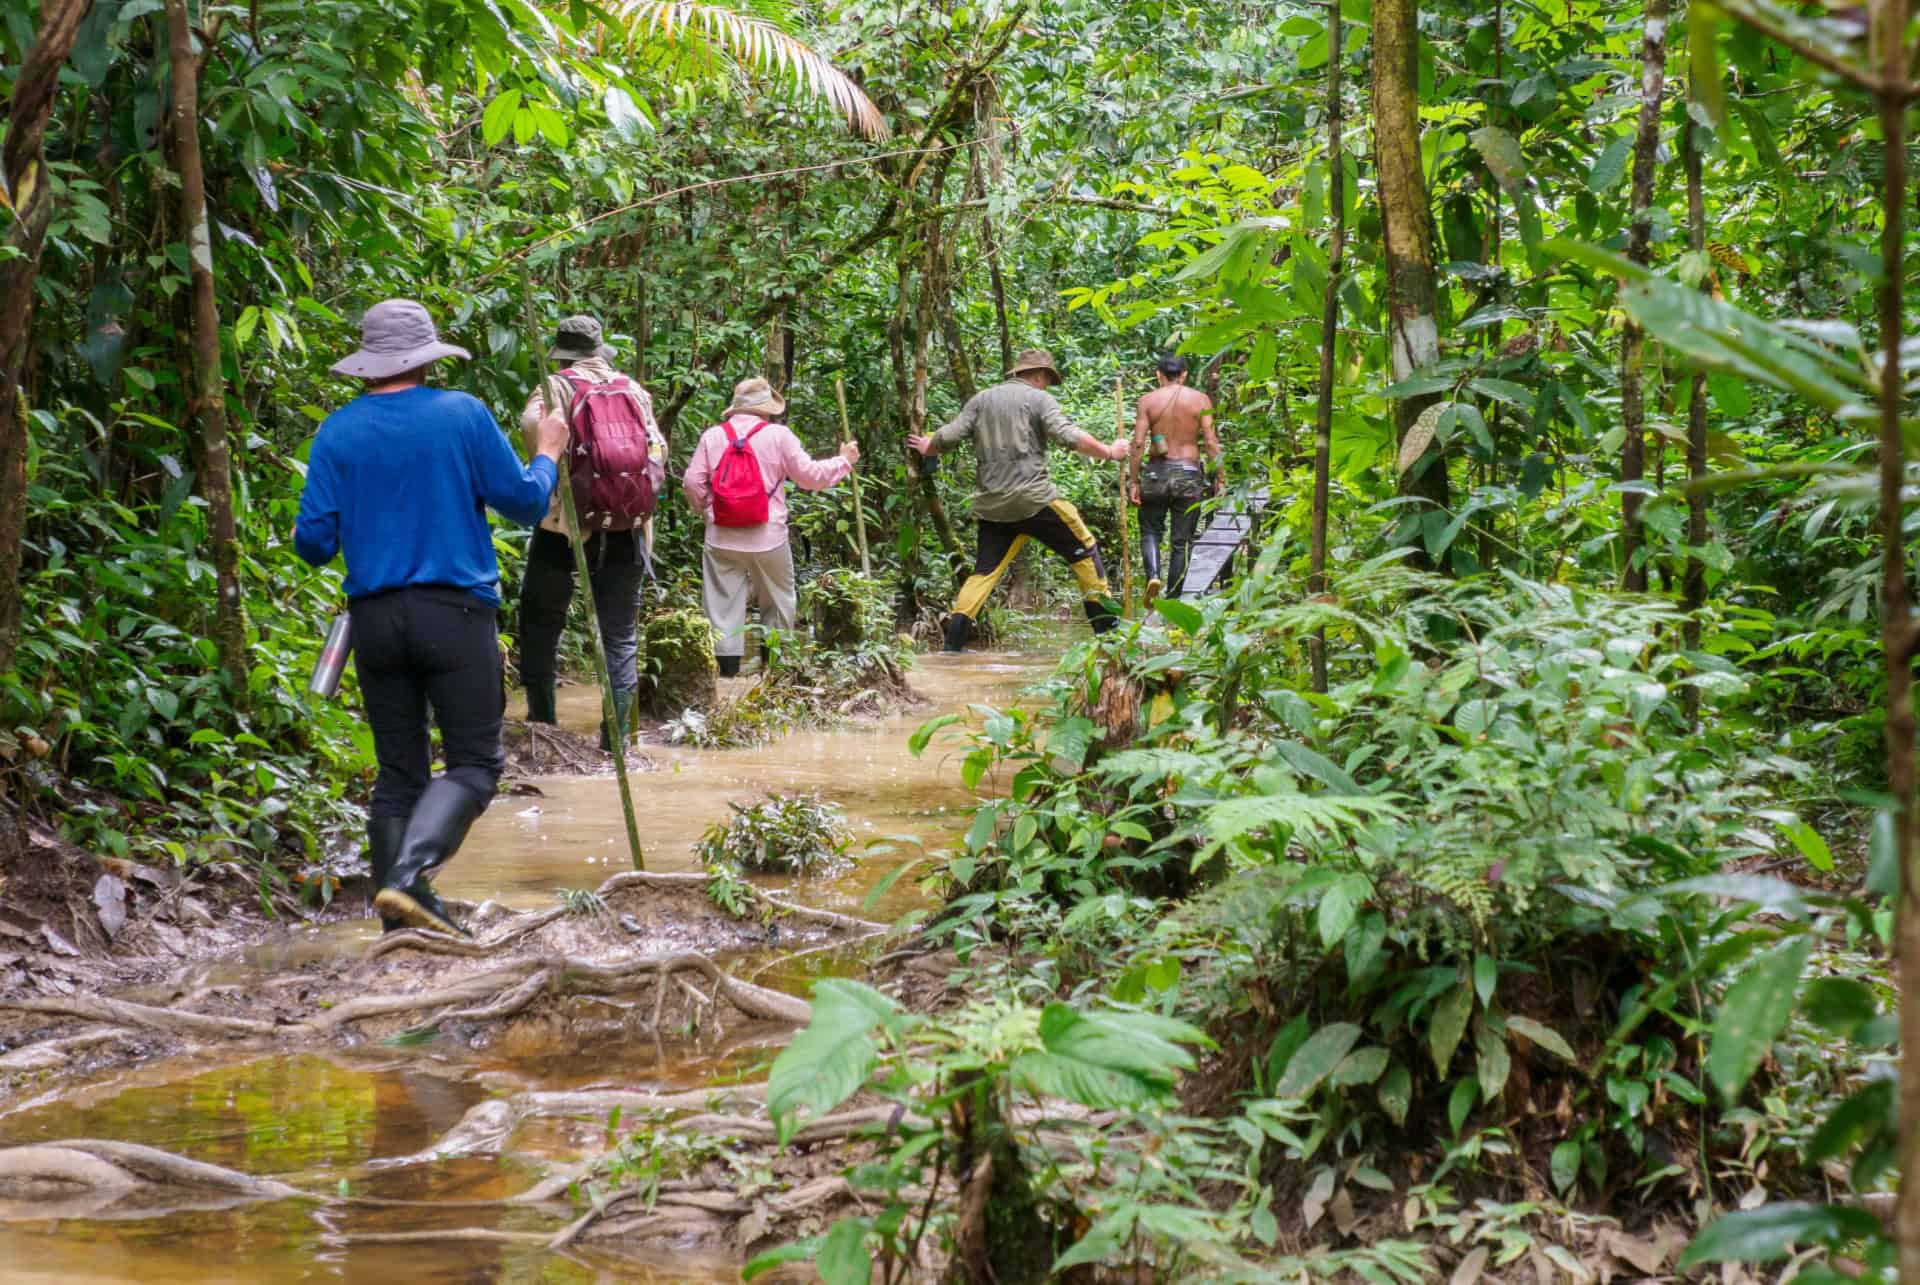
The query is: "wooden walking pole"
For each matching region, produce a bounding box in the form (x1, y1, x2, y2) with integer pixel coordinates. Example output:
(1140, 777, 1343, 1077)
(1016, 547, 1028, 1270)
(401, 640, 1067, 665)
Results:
(1116, 374, 1133, 618)
(520, 268, 646, 872)
(834, 375, 872, 576)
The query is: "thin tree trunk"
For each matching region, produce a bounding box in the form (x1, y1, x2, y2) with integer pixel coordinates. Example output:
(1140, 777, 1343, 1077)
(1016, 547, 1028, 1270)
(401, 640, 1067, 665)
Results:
(929, 206, 977, 401)
(0, 0, 95, 674)
(168, 0, 248, 693)
(1877, 6, 1920, 1277)
(890, 254, 961, 563)
(971, 148, 1014, 378)
(1309, 2, 1344, 694)
(1620, 0, 1669, 593)
(1372, 0, 1448, 531)
(1682, 80, 1710, 723)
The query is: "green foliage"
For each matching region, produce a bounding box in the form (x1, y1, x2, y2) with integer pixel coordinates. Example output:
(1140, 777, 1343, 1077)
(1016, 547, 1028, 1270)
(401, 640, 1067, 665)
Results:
(694, 790, 852, 876)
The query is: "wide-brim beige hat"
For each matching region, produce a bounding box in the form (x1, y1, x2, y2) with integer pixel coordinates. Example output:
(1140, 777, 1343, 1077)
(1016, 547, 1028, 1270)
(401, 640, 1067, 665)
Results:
(724, 375, 786, 418)
(330, 298, 470, 379)
(1007, 348, 1062, 387)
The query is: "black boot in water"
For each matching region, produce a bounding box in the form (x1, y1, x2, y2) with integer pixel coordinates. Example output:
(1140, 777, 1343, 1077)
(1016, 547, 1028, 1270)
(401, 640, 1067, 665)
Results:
(943, 612, 972, 654)
(525, 675, 558, 725)
(375, 779, 484, 936)
(366, 816, 408, 933)
(717, 654, 742, 678)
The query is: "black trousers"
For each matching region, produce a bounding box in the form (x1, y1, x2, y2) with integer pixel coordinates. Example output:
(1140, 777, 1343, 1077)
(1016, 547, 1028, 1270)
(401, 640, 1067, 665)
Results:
(350, 586, 506, 821)
(517, 527, 647, 692)
(952, 498, 1115, 632)
(1139, 459, 1206, 592)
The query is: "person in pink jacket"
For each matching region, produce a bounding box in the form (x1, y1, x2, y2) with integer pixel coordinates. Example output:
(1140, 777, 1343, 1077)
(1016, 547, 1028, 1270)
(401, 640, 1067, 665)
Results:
(682, 376, 859, 675)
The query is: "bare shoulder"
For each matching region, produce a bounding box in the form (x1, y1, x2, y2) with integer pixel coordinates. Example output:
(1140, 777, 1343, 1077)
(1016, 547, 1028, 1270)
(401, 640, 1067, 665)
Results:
(1188, 387, 1215, 413)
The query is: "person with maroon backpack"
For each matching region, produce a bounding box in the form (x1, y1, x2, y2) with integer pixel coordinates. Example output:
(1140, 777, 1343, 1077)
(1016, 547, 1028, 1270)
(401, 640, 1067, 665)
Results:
(683, 376, 859, 675)
(518, 315, 666, 747)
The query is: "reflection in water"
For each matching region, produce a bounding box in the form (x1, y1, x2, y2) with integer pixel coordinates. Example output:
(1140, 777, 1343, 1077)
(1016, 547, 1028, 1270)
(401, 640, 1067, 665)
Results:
(0, 645, 1060, 1281)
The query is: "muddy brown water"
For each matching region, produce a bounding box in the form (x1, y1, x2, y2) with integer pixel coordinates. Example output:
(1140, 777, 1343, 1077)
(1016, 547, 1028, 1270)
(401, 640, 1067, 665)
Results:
(0, 648, 1057, 1281)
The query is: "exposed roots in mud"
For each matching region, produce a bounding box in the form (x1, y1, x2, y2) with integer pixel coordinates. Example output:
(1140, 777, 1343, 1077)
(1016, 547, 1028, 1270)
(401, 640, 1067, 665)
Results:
(0, 1138, 305, 1219)
(0, 868, 884, 1061)
(500, 718, 657, 779)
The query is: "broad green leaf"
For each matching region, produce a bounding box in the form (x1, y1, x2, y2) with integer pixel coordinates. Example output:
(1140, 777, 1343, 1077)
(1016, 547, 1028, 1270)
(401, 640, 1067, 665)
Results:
(766, 980, 899, 1141)
(1707, 937, 1811, 1104)
(1469, 125, 1527, 191)
(1428, 983, 1472, 1075)
(815, 1216, 873, 1285)
(1475, 1023, 1511, 1102)
(1550, 1141, 1580, 1193)
(482, 89, 522, 146)
(1679, 1203, 1881, 1267)
(907, 713, 960, 756)
(1378, 1062, 1411, 1126)
(1800, 977, 1879, 1040)
(1473, 954, 1496, 1008)
(1154, 597, 1203, 634)
(1330, 1045, 1389, 1087)
(1505, 1015, 1577, 1063)
(1275, 1021, 1362, 1099)
(1447, 1077, 1477, 1135)
(1779, 819, 1833, 873)
(1588, 136, 1632, 191)
(743, 1236, 824, 1280)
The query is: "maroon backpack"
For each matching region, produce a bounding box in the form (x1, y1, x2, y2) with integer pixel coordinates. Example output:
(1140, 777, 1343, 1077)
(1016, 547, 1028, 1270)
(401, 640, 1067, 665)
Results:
(557, 370, 656, 531)
(710, 419, 773, 528)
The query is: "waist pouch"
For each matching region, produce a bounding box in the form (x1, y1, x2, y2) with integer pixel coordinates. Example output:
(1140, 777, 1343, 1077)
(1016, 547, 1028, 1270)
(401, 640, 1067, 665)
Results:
(1141, 458, 1207, 504)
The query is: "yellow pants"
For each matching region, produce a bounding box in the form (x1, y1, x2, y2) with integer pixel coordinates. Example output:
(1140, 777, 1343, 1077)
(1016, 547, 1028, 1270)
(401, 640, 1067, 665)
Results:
(952, 499, 1112, 626)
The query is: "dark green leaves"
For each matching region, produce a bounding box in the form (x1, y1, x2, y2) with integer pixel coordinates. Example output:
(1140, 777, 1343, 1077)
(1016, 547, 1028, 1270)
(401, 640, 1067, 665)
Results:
(767, 979, 901, 1143)
(1706, 937, 1809, 1104)
(1679, 1203, 1881, 1267)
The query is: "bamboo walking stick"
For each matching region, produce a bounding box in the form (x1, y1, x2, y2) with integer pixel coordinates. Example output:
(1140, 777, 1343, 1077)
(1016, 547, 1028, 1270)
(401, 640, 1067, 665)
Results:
(520, 270, 646, 872)
(834, 375, 872, 576)
(1116, 374, 1133, 618)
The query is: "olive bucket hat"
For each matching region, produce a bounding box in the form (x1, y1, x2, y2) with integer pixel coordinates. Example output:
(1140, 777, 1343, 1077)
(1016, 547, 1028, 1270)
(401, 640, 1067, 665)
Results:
(1007, 348, 1063, 387)
(330, 299, 471, 380)
(550, 314, 616, 362)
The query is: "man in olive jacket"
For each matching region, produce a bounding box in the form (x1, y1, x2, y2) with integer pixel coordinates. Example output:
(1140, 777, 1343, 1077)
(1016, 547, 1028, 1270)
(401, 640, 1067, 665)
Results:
(908, 348, 1128, 652)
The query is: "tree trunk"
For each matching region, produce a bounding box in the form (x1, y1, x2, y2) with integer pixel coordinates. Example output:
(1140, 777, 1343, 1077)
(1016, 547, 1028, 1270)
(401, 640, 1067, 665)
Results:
(1619, 0, 1669, 592)
(1309, 2, 1344, 694)
(889, 253, 961, 564)
(970, 148, 1014, 377)
(1372, 0, 1447, 528)
(1682, 79, 1710, 723)
(167, 0, 248, 694)
(0, 0, 95, 674)
(930, 206, 978, 402)
(1876, 7, 1920, 1279)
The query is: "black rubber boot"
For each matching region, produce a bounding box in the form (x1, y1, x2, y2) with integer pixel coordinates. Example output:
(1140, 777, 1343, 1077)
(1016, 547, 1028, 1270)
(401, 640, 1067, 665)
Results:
(366, 816, 408, 933)
(599, 689, 635, 752)
(943, 612, 972, 654)
(717, 654, 742, 678)
(374, 779, 484, 937)
(525, 675, 558, 725)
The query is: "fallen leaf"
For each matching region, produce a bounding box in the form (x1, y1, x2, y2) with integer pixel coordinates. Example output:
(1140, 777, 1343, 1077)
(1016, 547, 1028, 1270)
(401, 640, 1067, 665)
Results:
(93, 873, 127, 940)
(40, 925, 80, 957)
(1603, 1230, 1666, 1274)
(1450, 1247, 1489, 1285)
(152, 922, 188, 957)
(1302, 1168, 1335, 1230)
(1330, 1187, 1357, 1237)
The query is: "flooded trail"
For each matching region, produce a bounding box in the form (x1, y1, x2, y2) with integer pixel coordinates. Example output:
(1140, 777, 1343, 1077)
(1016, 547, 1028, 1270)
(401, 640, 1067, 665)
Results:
(0, 646, 1058, 1282)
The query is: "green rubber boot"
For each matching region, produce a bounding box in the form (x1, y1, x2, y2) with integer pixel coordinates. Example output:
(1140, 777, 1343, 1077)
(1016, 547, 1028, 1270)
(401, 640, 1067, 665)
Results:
(525, 675, 558, 725)
(600, 688, 636, 752)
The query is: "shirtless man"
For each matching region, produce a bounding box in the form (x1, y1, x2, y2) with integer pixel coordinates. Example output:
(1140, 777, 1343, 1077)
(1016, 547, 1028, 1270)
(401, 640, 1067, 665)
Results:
(1128, 354, 1223, 600)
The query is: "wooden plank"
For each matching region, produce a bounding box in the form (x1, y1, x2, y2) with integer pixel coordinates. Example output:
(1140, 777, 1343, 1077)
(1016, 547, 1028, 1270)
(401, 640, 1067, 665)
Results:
(1175, 490, 1269, 598)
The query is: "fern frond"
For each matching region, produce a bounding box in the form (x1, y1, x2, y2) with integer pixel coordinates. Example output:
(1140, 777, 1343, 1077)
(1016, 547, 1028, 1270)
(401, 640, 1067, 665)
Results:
(1201, 792, 1403, 858)
(607, 1, 889, 139)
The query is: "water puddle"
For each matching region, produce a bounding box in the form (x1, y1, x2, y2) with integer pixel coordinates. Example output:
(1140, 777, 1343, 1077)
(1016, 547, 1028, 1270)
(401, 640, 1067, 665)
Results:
(0, 644, 1061, 1279)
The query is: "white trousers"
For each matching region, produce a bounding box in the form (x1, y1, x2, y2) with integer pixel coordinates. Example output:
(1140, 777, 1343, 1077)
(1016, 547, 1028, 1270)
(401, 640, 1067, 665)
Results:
(701, 543, 798, 657)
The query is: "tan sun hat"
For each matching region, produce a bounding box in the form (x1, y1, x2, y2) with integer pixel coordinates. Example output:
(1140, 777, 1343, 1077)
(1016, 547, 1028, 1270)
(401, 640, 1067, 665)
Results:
(1007, 348, 1062, 387)
(330, 299, 470, 380)
(724, 376, 786, 418)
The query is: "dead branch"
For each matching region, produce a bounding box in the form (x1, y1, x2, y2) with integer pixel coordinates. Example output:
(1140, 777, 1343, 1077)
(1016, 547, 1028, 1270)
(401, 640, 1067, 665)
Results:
(0, 995, 277, 1040)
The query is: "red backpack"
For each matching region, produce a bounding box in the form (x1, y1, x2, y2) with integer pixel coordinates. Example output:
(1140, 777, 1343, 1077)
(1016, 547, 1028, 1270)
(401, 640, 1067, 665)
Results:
(710, 419, 773, 528)
(557, 370, 656, 531)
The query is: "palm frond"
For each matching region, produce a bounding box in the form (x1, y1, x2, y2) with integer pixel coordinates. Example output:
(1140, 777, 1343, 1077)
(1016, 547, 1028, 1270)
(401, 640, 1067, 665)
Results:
(608, 1, 889, 140)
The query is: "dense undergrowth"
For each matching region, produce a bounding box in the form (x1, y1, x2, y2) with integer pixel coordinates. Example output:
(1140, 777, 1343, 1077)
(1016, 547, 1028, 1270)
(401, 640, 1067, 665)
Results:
(759, 539, 1895, 1281)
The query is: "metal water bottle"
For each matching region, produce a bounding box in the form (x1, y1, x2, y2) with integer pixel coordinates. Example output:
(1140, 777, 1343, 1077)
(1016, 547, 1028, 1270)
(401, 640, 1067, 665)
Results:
(308, 613, 353, 699)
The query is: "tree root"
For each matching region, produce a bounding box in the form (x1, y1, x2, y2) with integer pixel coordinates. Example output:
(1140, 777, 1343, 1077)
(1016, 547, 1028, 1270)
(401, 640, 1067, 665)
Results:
(0, 1138, 303, 1209)
(0, 995, 278, 1040)
(0, 1028, 119, 1072)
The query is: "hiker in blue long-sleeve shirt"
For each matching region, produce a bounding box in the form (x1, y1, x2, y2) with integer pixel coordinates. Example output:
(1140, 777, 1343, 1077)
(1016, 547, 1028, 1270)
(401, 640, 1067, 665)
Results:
(295, 299, 567, 936)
